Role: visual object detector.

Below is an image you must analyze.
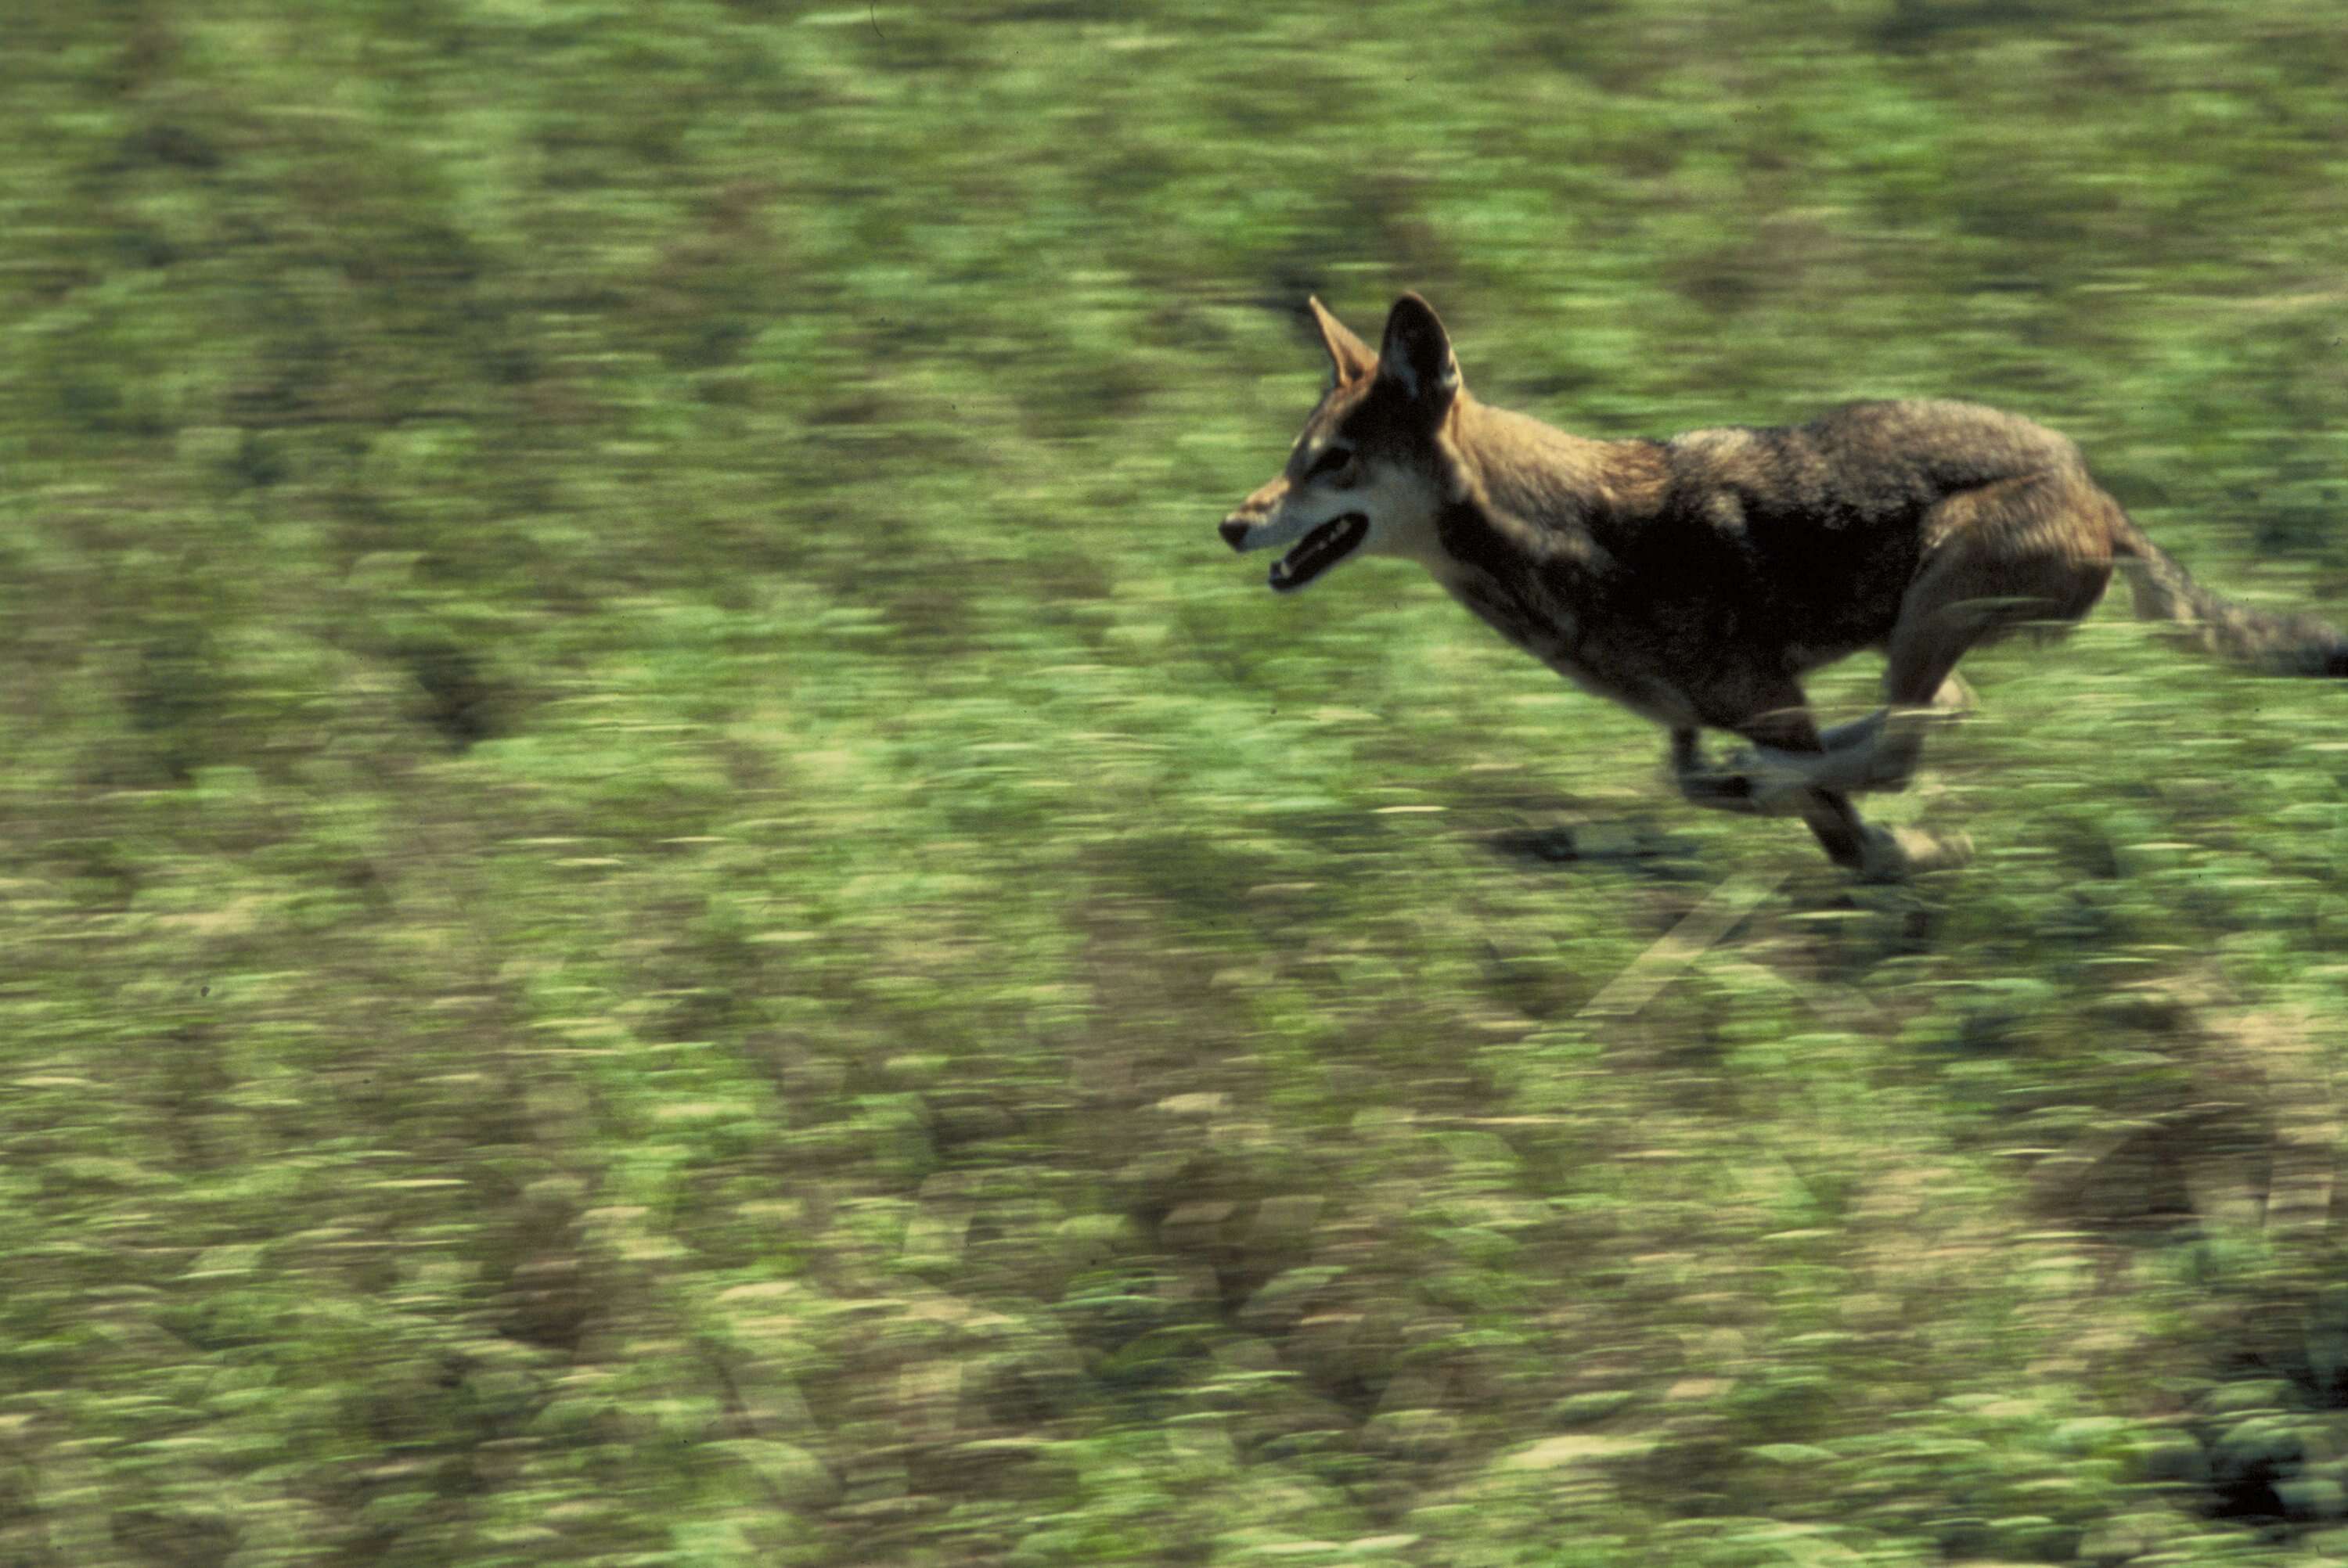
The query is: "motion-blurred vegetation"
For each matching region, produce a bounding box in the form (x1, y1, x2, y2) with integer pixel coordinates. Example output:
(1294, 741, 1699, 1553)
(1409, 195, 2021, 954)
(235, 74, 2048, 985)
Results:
(9, 2, 2348, 1563)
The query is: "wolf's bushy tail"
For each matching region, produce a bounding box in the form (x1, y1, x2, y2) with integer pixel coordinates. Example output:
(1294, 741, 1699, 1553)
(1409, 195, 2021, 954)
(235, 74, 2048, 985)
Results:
(2111, 518, 2348, 678)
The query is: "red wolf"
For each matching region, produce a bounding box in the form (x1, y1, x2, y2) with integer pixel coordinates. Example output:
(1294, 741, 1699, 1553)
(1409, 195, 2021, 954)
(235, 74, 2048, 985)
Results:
(1219, 293, 2348, 878)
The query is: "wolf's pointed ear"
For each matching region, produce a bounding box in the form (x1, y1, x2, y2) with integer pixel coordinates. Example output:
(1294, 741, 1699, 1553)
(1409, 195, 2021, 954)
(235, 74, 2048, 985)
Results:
(1306, 296, 1376, 387)
(1377, 293, 1460, 412)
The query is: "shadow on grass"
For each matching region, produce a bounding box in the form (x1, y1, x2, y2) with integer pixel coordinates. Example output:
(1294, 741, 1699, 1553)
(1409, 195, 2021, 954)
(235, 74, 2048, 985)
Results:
(1484, 819, 1702, 879)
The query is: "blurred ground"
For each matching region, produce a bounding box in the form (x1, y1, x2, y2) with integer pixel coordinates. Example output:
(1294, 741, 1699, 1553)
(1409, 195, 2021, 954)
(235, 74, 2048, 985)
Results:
(7, 3, 2348, 1564)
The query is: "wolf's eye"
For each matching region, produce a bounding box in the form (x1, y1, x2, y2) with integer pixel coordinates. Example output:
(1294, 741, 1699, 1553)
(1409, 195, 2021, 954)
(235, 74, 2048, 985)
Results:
(1307, 446, 1352, 480)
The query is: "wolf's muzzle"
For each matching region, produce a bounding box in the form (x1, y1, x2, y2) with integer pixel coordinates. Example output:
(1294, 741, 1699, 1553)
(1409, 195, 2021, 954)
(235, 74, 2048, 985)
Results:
(1218, 517, 1252, 552)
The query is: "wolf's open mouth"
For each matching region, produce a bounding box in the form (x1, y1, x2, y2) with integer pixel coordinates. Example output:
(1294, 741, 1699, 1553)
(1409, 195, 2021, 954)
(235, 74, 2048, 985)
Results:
(1268, 514, 1369, 593)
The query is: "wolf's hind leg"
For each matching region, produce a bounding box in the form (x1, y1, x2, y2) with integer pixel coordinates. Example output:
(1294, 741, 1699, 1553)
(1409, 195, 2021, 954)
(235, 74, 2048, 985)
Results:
(1777, 674, 1975, 797)
(1783, 761, 1972, 881)
(1856, 822, 1975, 881)
(1820, 674, 1970, 753)
(1842, 470, 2117, 789)
(1695, 720, 1939, 813)
(1698, 707, 1971, 878)
(1735, 719, 1919, 875)
(1673, 728, 1795, 816)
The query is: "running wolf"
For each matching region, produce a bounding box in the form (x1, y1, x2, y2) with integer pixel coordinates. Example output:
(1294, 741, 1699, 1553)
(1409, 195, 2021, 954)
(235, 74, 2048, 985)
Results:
(1219, 293, 2348, 878)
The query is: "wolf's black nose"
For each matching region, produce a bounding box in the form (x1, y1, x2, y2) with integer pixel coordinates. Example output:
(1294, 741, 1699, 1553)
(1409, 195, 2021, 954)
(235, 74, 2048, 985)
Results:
(1219, 517, 1251, 552)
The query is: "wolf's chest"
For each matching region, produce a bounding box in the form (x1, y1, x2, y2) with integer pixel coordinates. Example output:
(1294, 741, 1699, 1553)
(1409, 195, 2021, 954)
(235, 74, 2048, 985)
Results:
(1443, 574, 1572, 661)
(1439, 573, 1698, 728)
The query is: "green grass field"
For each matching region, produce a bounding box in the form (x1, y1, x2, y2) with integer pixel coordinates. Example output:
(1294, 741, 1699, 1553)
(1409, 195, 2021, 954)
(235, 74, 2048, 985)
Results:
(10, 2, 2348, 1563)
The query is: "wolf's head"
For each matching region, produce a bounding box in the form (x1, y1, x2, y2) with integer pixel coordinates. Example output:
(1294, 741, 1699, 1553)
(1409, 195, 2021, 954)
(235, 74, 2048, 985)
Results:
(1219, 293, 1462, 592)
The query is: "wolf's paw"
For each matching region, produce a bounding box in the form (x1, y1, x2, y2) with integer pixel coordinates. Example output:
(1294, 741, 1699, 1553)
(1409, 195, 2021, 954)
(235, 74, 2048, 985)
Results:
(1673, 744, 1810, 816)
(1856, 824, 1973, 882)
(1714, 746, 1816, 814)
(1674, 761, 1780, 815)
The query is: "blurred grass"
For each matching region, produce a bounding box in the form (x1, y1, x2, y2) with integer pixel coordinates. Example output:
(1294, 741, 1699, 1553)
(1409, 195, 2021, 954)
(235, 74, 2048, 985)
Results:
(9, 2, 2348, 1563)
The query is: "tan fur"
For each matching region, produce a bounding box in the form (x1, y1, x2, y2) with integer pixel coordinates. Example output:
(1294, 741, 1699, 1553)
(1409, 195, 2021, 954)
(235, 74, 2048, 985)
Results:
(1221, 293, 2348, 878)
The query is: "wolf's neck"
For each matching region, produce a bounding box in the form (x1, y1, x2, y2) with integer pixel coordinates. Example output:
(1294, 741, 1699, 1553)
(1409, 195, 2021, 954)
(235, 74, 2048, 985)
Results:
(1433, 398, 1653, 584)
(1454, 401, 1660, 527)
